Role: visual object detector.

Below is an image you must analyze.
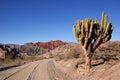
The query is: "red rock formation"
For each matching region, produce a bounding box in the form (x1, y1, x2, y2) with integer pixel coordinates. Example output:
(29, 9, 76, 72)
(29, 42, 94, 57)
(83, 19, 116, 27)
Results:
(35, 40, 68, 50)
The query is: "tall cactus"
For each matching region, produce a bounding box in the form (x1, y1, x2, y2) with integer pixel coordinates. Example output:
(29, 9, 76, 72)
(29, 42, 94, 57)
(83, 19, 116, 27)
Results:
(73, 12, 113, 70)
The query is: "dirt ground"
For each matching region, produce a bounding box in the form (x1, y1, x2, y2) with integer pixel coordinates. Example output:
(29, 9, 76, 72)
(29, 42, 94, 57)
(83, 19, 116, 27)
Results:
(58, 59, 120, 80)
(0, 59, 68, 80)
(0, 58, 120, 80)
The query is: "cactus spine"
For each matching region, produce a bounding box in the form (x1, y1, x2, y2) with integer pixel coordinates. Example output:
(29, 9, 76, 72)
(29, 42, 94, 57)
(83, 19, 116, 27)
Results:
(73, 12, 113, 70)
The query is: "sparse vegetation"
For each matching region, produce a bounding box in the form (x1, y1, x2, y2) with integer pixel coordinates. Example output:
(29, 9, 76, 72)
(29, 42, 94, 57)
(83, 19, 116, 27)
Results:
(64, 45, 82, 60)
(52, 41, 120, 74)
(54, 54, 65, 61)
(65, 49, 80, 59)
(54, 44, 84, 61)
(0, 55, 42, 71)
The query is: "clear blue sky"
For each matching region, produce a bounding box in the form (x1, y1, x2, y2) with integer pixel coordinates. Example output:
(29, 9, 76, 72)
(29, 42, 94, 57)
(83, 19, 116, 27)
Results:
(0, 0, 120, 44)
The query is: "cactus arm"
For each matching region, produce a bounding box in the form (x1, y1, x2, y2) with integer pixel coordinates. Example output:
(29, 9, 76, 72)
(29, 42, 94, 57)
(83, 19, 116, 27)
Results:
(73, 25, 79, 41)
(77, 20, 81, 32)
(104, 15, 108, 30)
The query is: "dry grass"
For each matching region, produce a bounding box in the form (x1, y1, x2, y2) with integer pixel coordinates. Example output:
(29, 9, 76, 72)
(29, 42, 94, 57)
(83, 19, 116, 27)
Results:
(0, 56, 41, 70)
(64, 49, 81, 60)
(54, 44, 84, 61)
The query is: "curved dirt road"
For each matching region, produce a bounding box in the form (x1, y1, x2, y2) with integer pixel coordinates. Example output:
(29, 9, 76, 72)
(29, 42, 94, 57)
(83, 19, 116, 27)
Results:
(0, 59, 67, 80)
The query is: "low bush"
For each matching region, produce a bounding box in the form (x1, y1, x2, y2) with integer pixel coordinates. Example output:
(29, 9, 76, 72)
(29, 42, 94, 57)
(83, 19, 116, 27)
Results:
(54, 44, 83, 61)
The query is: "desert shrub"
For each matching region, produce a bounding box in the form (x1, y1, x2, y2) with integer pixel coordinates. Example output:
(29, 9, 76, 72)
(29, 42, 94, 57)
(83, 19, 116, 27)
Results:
(4, 55, 12, 63)
(54, 54, 65, 61)
(93, 41, 120, 61)
(14, 56, 38, 65)
(64, 49, 80, 60)
(54, 44, 83, 61)
(64, 44, 83, 60)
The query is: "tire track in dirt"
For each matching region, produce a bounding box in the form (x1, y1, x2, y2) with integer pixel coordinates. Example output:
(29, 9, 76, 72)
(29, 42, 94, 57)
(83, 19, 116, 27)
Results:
(27, 61, 43, 80)
(0, 63, 31, 80)
(47, 60, 69, 80)
(27, 59, 51, 80)
(3, 60, 43, 80)
(0, 59, 70, 80)
(4, 64, 31, 80)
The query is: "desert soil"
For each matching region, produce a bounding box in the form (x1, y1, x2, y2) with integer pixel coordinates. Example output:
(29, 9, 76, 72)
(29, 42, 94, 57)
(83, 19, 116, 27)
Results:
(58, 59, 120, 80)
(1, 58, 120, 80)
(0, 59, 68, 80)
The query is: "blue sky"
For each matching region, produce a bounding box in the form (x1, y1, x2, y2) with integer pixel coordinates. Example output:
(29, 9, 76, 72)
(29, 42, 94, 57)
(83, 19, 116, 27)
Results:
(0, 0, 120, 44)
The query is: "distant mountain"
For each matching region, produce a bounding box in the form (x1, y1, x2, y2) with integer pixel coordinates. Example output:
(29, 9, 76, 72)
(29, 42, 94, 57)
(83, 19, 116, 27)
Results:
(34, 40, 68, 50)
(0, 40, 68, 60)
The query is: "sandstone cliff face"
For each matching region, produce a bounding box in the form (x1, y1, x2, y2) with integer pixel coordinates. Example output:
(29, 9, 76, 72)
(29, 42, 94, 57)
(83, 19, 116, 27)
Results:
(35, 40, 68, 50)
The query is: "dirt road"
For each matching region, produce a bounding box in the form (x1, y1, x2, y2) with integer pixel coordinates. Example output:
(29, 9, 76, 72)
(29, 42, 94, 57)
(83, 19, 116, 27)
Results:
(0, 59, 67, 80)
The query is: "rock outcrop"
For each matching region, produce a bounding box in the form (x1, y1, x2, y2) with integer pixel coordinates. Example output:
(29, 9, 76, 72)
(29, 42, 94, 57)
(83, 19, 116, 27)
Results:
(35, 40, 68, 50)
(0, 44, 19, 60)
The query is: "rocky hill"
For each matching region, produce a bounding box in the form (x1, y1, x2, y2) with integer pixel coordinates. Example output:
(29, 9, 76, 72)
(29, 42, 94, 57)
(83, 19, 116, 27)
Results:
(35, 40, 68, 50)
(0, 44, 20, 60)
(0, 40, 68, 60)
(45, 41, 120, 61)
(47, 41, 120, 80)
